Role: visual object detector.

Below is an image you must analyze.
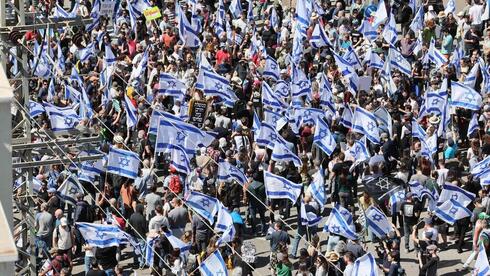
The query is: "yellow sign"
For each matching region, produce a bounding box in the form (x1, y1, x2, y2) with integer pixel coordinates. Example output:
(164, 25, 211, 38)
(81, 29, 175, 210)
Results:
(143, 7, 162, 21)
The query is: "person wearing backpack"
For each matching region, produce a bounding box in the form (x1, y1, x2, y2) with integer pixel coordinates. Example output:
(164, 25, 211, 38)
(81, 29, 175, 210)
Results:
(74, 193, 96, 223)
(246, 172, 267, 236)
(53, 217, 76, 259)
(39, 248, 72, 276)
(165, 166, 183, 196)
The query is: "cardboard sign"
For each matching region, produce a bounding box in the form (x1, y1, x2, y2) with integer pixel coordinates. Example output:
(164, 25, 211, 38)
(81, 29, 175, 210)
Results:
(143, 7, 162, 21)
(188, 100, 208, 128)
(100, 1, 116, 16)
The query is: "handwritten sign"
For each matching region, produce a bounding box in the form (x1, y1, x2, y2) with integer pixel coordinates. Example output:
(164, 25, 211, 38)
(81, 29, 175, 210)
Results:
(143, 7, 162, 21)
(100, 1, 116, 16)
(188, 100, 208, 128)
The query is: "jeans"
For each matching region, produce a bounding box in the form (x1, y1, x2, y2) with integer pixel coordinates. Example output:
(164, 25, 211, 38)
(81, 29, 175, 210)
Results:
(133, 238, 146, 267)
(290, 227, 306, 257)
(84, 255, 95, 275)
(248, 204, 266, 234)
(403, 222, 415, 249)
(104, 268, 115, 276)
(35, 235, 50, 258)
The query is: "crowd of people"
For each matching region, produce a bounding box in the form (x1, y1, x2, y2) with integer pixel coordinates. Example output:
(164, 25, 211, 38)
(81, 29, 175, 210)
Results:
(10, 0, 490, 275)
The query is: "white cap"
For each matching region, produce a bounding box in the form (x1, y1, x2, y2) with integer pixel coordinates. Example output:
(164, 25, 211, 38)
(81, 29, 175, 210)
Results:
(276, 117, 288, 131)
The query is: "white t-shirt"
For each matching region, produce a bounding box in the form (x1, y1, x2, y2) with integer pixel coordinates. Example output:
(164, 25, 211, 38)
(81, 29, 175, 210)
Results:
(469, 4, 484, 25)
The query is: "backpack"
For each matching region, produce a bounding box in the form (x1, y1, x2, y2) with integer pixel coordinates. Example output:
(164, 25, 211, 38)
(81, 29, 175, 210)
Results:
(169, 175, 183, 194)
(86, 204, 96, 223)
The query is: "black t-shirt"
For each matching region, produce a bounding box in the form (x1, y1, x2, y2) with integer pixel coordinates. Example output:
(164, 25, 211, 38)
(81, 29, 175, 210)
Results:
(95, 246, 118, 270)
(86, 270, 106, 276)
(400, 201, 421, 225)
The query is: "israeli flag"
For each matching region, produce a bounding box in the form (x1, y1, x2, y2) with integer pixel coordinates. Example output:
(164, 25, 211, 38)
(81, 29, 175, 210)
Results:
(274, 80, 290, 98)
(129, 49, 149, 82)
(428, 38, 448, 67)
(437, 99, 451, 138)
(471, 156, 490, 177)
(295, 0, 313, 36)
(389, 47, 411, 76)
(271, 140, 302, 167)
(262, 82, 286, 109)
(444, 0, 455, 15)
(409, 181, 437, 202)
(29, 100, 45, 117)
(107, 147, 140, 179)
(412, 119, 427, 139)
(264, 171, 302, 203)
(144, 236, 158, 267)
(79, 42, 95, 63)
(371, 0, 387, 27)
(300, 201, 321, 226)
(310, 22, 332, 48)
(332, 51, 354, 75)
(438, 183, 475, 207)
(199, 250, 228, 276)
(352, 106, 380, 144)
(291, 65, 311, 98)
(218, 161, 248, 185)
(124, 94, 137, 129)
(247, 0, 254, 23)
(434, 199, 471, 225)
(475, 243, 490, 276)
(382, 14, 397, 46)
(252, 111, 261, 132)
(229, 0, 242, 18)
(81, 155, 106, 176)
(270, 6, 279, 30)
(464, 62, 479, 88)
(343, 45, 362, 69)
(196, 69, 237, 105)
(314, 118, 337, 156)
(451, 81, 482, 111)
(215, 204, 236, 245)
(162, 143, 191, 175)
(468, 113, 480, 137)
(264, 56, 280, 80)
(368, 51, 385, 70)
(164, 232, 191, 257)
(214, 0, 226, 37)
(365, 206, 393, 238)
(57, 175, 84, 205)
(425, 80, 448, 115)
(77, 222, 128, 248)
(176, 1, 201, 48)
(307, 168, 326, 205)
(52, 1, 79, 18)
(255, 122, 283, 149)
(185, 191, 219, 224)
(352, 252, 379, 276)
(291, 31, 304, 64)
(373, 106, 393, 138)
(348, 137, 371, 163)
(410, 7, 424, 33)
(341, 105, 354, 128)
(44, 104, 80, 131)
(323, 207, 358, 240)
(104, 44, 116, 66)
(64, 84, 81, 103)
(358, 19, 378, 41)
(389, 189, 406, 215)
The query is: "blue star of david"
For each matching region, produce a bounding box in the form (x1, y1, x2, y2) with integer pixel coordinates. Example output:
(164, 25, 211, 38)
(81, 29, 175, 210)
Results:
(86, 160, 96, 166)
(340, 210, 350, 217)
(299, 81, 309, 89)
(29, 102, 36, 109)
(397, 191, 405, 200)
(303, 110, 312, 118)
(269, 132, 277, 141)
(396, 54, 403, 63)
(271, 115, 279, 122)
(372, 214, 383, 222)
(229, 166, 237, 174)
(318, 129, 328, 139)
(283, 183, 292, 191)
(451, 194, 458, 200)
(216, 270, 225, 276)
(215, 82, 223, 91)
(201, 198, 210, 207)
(119, 157, 130, 167)
(167, 80, 176, 88)
(331, 225, 340, 233)
(281, 87, 289, 95)
(270, 63, 277, 70)
(367, 121, 376, 132)
(69, 187, 78, 194)
(95, 230, 105, 239)
(449, 207, 458, 215)
(431, 98, 440, 106)
(465, 93, 476, 103)
(176, 132, 186, 144)
(64, 117, 73, 126)
(180, 154, 187, 163)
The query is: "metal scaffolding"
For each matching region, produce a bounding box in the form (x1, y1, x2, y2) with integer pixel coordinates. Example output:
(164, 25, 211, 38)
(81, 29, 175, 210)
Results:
(0, 2, 101, 274)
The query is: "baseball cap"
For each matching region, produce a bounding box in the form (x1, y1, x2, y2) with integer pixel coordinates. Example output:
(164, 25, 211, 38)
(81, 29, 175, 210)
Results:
(479, 212, 490, 220)
(60, 217, 68, 226)
(427, 244, 437, 251)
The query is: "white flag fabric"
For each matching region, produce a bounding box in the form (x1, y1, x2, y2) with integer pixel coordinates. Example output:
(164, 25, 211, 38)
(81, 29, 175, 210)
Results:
(434, 199, 471, 225)
(475, 243, 490, 276)
(352, 106, 380, 144)
(185, 191, 219, 224)
(352, 252, 379, 276)
(438, 183, 475, 207)
(365, 206, 393, 238)
(451, 81, 482, 111)
(199, 250, 228, 276)
(313, 118, 337, 156)
(107, 147, 140, 179)
(264, 171, 302, 203)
